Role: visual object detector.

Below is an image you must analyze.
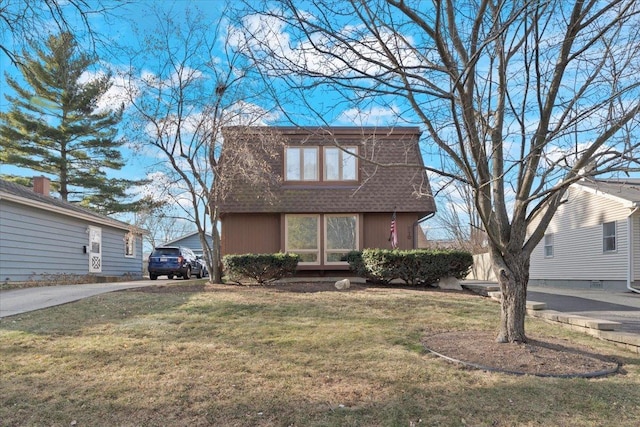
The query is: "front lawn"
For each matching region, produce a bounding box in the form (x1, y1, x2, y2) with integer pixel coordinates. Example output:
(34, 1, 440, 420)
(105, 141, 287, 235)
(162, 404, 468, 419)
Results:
(1, 282, 639, 426)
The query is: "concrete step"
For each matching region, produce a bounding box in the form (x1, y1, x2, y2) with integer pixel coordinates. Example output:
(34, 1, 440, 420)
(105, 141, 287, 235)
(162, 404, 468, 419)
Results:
(526, 300, 547, 310)
(461, 283, 500, 296)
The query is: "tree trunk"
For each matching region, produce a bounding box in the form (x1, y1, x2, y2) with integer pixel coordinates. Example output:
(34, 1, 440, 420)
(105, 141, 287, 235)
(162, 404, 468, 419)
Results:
(210, 225, 223, 284)
(493, 252, 530, 343)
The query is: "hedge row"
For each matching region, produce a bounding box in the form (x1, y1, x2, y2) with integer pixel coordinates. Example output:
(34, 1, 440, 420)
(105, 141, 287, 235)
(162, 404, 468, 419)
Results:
(222, 253, 299, 284)
(346, 249, 473, 285)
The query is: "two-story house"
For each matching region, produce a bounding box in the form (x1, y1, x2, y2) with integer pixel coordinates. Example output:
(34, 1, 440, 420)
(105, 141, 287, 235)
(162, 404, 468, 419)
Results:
(219, 126, 436, 274)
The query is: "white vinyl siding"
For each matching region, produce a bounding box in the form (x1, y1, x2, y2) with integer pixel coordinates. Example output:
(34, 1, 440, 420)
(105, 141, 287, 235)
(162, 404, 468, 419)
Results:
(529, 187, 630, 282)
(634, 215, 640, 284)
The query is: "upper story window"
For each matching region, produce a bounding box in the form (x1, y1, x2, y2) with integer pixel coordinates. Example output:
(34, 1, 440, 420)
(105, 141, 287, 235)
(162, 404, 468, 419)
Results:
(603, 221, 616, 252)
(285, 147, 318, 181)
(324, 147, 357, 181)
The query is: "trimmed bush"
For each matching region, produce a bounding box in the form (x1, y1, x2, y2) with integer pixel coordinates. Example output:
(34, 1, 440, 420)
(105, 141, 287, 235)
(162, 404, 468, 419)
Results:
(347, 249, 473, 286)
(223, 253, 299, 285)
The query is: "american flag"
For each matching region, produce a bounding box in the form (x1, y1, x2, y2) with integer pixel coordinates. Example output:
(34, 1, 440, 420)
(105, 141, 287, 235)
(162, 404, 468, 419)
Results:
(389, 211, 398, 249)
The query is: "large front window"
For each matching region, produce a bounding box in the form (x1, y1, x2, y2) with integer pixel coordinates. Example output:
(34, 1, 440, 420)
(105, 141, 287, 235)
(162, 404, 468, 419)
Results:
(325, 215, 358, 263)
(324, 147, 357, 181)
(285, 215, 320, 263)
(286, 147, 318, 181)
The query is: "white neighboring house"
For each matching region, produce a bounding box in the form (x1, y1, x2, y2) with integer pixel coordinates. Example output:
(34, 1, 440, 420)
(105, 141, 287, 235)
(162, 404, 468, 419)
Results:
(529, 179, 640, 292)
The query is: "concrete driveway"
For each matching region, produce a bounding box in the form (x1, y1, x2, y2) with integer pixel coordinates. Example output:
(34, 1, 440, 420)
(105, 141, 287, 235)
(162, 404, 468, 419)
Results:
(0, 279, 169, 318)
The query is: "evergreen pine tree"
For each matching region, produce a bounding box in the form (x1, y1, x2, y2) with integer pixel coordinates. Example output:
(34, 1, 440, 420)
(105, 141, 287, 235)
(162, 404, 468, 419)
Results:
(0, 32, 146, 214)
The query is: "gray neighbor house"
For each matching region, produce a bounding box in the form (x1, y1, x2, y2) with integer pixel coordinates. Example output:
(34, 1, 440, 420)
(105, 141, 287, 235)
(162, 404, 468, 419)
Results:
(160, 231, 214, 257)
(0, 176, 145, 283)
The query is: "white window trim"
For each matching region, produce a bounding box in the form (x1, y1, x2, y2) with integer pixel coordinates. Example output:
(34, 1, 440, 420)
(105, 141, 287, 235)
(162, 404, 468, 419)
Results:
(285, 147, 319, 182)
(603, 221, 617, 253)
(125, 233, 135, 258)
(324, 214, 359, 265)
(543, 234, 554, 258)
(323, 146, 358, 181)
(285, 214, 321, 265)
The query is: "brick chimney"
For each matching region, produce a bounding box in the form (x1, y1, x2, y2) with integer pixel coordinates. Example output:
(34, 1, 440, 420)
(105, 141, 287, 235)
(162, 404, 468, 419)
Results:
(33, 176, 51, 196)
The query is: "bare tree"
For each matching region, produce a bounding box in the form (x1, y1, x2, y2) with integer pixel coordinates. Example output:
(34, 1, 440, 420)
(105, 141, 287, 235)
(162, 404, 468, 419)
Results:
(429, 180, 487, 253)
(0, 0, 123, 66)
(133, 203, 193, 252)
(235, 0, 640, 343)
(120, 5, 282, 283)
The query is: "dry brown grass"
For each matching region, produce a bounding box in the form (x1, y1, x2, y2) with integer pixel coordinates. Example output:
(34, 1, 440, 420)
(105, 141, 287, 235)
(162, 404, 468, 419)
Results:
(1, 282, 639, 426)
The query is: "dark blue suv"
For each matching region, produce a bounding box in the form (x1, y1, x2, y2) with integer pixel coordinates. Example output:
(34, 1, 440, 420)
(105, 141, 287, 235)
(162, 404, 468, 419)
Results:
(148, 246, 204, 280)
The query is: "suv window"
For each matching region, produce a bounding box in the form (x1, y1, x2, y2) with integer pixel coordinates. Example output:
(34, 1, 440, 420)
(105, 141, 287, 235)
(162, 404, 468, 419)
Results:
(152, 248, 180, 256)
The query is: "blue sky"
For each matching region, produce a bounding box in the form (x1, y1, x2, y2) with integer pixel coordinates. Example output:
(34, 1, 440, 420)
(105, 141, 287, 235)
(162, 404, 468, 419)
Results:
(2, 1, 640, 242)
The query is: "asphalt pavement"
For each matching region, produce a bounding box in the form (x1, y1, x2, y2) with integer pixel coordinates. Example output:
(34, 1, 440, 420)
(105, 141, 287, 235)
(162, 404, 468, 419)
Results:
(528, 285, 640, 334)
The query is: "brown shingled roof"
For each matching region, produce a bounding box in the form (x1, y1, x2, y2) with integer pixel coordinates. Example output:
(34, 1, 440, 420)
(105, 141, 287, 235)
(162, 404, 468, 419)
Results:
(219, 126, 436, 215)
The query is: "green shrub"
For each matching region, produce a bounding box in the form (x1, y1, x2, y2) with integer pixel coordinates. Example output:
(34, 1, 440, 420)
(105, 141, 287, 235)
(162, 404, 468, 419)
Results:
(223, 253, 299, 285)
(347, 249, 473, 286)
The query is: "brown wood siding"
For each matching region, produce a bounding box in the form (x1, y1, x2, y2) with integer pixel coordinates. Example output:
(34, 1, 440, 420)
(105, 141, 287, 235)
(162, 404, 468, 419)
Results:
(363, 213, 420, 250)
(221, 214, 281, 255)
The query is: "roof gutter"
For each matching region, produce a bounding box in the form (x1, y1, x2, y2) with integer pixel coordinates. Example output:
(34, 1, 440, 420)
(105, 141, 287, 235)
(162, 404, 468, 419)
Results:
(413, 212, 436, 249)
(627, 205, 640, 294)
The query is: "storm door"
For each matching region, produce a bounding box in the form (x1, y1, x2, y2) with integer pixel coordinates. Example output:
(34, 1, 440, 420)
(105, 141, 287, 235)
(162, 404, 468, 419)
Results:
(88, 226, 102, 273)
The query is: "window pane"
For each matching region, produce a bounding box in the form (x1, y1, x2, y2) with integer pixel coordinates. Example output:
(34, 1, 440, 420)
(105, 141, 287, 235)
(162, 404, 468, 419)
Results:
(296, 253, 318, 263)
(325, 148, 339, 180)
(342, 148, 357, 180)
(303, 148, 317, 180)
(544, 234, 553, 257)
(286, 148, 300, 180)
(327, 252, 348, 262)
(287, 216, 318, 250)
(603, 222, 616, 251)
(326, 216, 357, 250)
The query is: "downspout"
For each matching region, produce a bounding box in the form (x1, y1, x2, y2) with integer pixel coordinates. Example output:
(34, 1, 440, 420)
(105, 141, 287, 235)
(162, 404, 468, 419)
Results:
(628, 206, 640, 294)
(413, 212, 436, 248)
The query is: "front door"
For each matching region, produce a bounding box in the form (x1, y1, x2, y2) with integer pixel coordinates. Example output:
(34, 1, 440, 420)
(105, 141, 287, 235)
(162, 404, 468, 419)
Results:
(88, 226, 102, 273)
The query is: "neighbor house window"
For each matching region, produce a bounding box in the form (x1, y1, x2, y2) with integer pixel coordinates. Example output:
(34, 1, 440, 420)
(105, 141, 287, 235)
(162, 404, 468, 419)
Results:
(603, 221, 616, 252)
(325, 214, 358, 263)
(544, 234, 554, 258)
(125, 233, 135, 257)
(324, 147, 357, 181)
(285, 215, 320, 264)
(285, 147, 318, 181)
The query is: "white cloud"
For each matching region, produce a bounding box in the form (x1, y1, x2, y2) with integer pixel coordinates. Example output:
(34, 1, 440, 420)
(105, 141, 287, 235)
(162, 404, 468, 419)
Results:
(337, 105, 402, 126)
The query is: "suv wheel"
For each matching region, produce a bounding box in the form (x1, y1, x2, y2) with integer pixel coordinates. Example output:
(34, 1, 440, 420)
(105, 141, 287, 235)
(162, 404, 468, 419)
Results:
(183, 266, 191, 280)
(150, 274, 158, 280)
